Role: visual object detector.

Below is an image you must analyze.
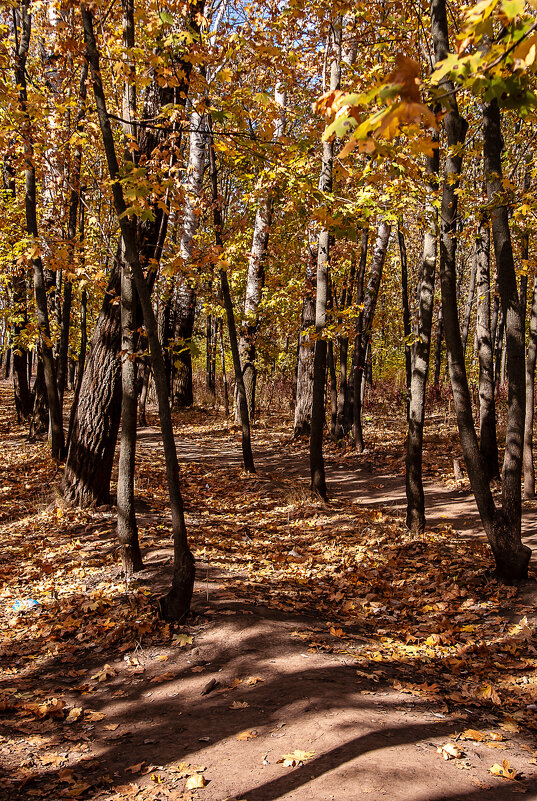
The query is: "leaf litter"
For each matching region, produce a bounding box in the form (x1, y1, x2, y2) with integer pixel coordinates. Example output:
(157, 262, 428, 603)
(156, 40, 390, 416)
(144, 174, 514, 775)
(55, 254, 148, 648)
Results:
(1, 387, 537, 798)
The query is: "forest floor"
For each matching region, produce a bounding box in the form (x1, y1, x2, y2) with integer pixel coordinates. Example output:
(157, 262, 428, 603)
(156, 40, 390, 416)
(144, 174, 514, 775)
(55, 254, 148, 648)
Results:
(2, 380, 537, 801)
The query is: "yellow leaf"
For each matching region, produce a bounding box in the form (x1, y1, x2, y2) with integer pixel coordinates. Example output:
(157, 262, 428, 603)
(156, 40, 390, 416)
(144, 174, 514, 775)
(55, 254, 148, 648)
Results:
(458, 729, 487, 742)
(65, 707, 84, 724)
(489, 759, 520, 781)
(279, 750, 315, 767)
(437, 743, 464, 760)
(185, 773, 207, 789)
(245, 676, 264, 686)
(229, 701, 249, 709)
(173, 634, 193, 647)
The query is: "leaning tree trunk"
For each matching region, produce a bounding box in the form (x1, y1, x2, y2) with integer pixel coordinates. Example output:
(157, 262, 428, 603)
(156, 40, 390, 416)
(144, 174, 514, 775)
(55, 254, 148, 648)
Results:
(63, 5, 201, 506)
(483, 95, 530, 576)
(82, 3, 196, 621)
(433, 0, 530, 581)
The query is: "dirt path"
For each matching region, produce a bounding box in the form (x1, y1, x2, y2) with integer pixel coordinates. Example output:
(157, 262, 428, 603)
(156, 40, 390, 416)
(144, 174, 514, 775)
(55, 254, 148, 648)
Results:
(3, 400, 537, 801)
(138, 423, 537, 552)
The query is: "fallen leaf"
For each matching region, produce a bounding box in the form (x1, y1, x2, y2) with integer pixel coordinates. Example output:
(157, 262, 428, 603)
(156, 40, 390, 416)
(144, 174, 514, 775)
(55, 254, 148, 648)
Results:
(185, 773, 207, 789)
(245, 676, 264, 686)
(437, 743, 464, 760)
(236, 730, 257, 740)
(65, 707, 84, 724)
(229, 701, 249, 709)
(279, 750, 315, 767)
(91, 664, 117, 682)
(489, 759, 520, 781)
(173, 634, 193, 647)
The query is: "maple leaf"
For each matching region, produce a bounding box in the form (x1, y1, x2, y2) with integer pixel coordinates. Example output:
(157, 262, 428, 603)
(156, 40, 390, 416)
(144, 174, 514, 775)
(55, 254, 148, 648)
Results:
(229, 701, 249, 709)
(489, 760, 521, 781)
(91, 664, 117, 682)
(173, 633, 193, 647)
(437, 743, 464, 760)
(279, 750, 315, 767)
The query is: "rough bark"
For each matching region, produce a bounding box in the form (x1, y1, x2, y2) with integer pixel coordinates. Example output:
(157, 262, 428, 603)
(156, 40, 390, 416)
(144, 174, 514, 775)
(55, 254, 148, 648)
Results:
(82, 3, 196, 620)
(433, 0, 530, 580)
(63, 3, 200, 506)
(476, 218, 500, 479)
(523, 272, 537, 498)
(310, 19, 341, 498)
(405, 134, 439, 533)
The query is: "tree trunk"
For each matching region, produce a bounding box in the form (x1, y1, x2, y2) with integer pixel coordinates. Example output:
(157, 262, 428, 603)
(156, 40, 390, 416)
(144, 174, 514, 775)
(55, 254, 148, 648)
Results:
(353, 221, 391, 452)
(82, 3, 197, 621)
(476, 218, 500, 479)
(433, 0, 530, 581)
(172, 108, 206, 409)
(15, 1, 64, 460)
(523, 272, 537, 498)
(461, 244, 478, 355)
(294, 234, 317, 436)
(116, 0, 143, 577)
(63, 7, 199, 506)
(405, 132, 439, 533)
(207, 120, 255, 471)
(310, 19, 341, 498)
(483, 95, 529, 575)
(398, 222, 412, 406)
(219, 318, 229, 416)
(117, 259, 143, 575)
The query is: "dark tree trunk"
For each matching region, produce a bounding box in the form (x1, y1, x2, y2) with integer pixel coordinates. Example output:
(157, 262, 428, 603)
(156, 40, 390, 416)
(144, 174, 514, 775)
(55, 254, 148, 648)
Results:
(82, 4, 197, 621)
(353, 221, 391, 452)
(63, 9, 199, 505)
(29, 356, 49, 437)
(310, 18, 342, 498)
(483, 96, 529, 575)
(434, 305, 443, 390)
(461, 244, 478, 355)
(476, 218, 500, 479)
(137, 358, 151, 426)
(219, 318, 229, 416)
(66, 288, 87, 451)
(63, 254, 123, 505)
(433, 0, 530, 581)
(523, 272, 537, 498)
(327, 339, 337, 438)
